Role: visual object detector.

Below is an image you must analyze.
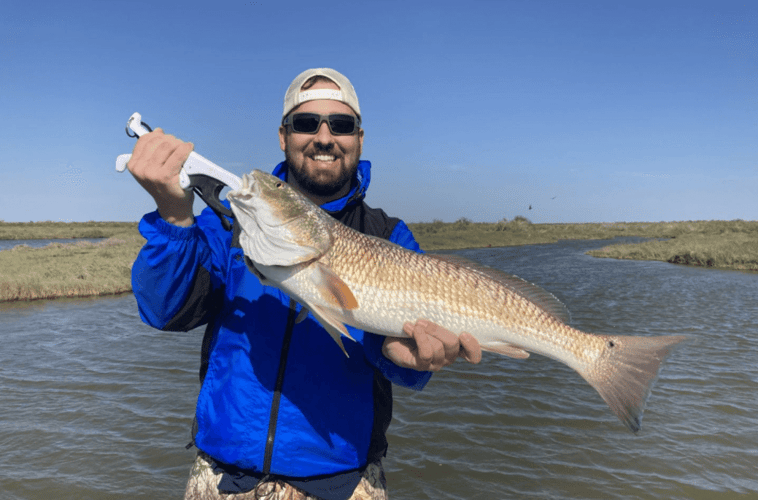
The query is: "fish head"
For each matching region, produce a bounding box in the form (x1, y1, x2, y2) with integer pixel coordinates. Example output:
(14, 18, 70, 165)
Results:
(227, 170, 333, 267)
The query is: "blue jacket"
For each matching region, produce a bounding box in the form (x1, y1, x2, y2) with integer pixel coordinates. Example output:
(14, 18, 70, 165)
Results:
(132, 160, 431, 481)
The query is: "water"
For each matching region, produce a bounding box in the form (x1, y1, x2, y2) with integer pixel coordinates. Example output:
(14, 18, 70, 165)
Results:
(1, 238, 756, 499)
(0, 239, 105, 251)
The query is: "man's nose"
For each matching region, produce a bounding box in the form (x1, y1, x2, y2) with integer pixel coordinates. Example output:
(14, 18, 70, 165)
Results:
(314, 120, 334, 145)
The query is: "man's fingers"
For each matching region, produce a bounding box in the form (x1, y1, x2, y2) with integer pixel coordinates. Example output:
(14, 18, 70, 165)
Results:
(129, 128, 165, 172)
(403, 321, 434, 364)
(459, 332, 482, 364)
(128, 131, 193, 187)
(383, 337, 426, 371)
(418, 320, 465, 363)
(150, 135, 190, 173)
(437, 330, 463, 362)
(165, 141, 194, 178)
(125, 129, 196, 226)
(392, 321, 483, 371)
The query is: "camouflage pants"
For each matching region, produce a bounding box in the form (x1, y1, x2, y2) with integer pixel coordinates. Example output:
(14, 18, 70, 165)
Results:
(184, 452, 388, 500)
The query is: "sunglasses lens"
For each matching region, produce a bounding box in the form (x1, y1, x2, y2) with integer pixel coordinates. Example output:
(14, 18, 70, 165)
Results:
(288, 113, 357, 134)
(328, 115, 356, 135)
(291, 114, 320, 133)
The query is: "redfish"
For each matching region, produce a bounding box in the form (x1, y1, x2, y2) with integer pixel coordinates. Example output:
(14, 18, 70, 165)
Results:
(227, 170, 686, 433)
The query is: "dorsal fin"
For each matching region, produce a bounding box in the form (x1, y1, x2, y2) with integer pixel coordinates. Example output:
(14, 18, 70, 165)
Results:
(428, 253, 571, 324)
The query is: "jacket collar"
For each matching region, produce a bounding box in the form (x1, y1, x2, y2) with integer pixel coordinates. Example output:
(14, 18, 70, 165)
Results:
(271, 160, 371, 213)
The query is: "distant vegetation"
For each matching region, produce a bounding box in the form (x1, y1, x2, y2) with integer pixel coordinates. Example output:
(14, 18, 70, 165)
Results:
(0, 222, 143, 302)
(0, 221, 138, 240)
(410, 218, 758, 272)
(1, 218, 755, 302)
(588, 226, 758, 271)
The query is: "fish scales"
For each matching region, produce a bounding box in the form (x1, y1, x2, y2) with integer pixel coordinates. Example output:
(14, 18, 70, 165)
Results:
(227, 170, 687, 433)
(323, 220, 602, 368)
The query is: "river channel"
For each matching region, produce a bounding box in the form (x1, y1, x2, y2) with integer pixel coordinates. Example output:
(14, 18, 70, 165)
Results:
(1, 238, 756, 499)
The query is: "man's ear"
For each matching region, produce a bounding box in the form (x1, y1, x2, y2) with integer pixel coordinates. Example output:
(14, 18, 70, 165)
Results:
(278, 125, 287, 152)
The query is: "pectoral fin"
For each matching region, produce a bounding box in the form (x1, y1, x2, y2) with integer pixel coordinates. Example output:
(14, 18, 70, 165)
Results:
(311, 263, 359, 310)
(294, 307, 310, 324)
(480, 342, 530, 359)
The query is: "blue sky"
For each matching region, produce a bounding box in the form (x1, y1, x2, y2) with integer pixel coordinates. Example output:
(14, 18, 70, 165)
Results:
(1, 0, 755, 223)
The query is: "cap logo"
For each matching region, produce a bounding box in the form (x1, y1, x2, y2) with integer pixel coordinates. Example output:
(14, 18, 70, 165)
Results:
(298, 89, 343, 104)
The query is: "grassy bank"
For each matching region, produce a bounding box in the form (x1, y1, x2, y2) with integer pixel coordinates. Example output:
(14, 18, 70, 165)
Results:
(588, 230, 758, 271)
(0, 221, 137, 240)
(0, 225, 144, 302)
(2, 218, 755, 303)
(410, 218, 758, 272)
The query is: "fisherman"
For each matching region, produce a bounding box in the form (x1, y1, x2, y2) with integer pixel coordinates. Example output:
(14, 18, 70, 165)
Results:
(127, 68, 482, 500)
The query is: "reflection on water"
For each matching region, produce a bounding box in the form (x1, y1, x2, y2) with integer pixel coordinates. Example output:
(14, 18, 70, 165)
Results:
(1, 238, 756, 499)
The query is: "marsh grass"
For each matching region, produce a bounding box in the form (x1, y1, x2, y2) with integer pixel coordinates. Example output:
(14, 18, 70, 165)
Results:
(410, 218, 758, 272)
(2, 218, 755, 302)
(588, 231, 758, 271)
(409, 218, 702, 250)
(0, 221, 137, 240)
(0, 228, 145, 302)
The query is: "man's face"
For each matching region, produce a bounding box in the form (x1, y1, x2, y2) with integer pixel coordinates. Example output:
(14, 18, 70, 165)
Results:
(279, 81, 364, 203)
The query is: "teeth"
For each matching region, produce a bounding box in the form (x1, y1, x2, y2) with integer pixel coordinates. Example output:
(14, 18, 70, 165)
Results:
(313, 155, 335, 162)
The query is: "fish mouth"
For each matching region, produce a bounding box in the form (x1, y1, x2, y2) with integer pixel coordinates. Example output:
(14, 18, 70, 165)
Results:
(230, 172, 260, 203)
(250, 171, 263, 197)
(245, 170, 270, 201)
(246, 170, 290, 228)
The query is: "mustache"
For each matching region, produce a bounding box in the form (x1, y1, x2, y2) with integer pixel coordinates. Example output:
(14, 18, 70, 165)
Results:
(307, 144, 341, 156)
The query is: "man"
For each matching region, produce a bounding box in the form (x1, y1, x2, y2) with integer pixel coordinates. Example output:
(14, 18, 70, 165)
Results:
(127, 68, 481, 500)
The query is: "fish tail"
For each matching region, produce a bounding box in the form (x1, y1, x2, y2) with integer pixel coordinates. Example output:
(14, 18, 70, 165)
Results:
(580, 334, 687, 433)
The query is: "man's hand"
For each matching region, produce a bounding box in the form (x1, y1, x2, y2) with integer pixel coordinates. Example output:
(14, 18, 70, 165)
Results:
(127, 128, 195, 227)
(382, 319, 482, 371)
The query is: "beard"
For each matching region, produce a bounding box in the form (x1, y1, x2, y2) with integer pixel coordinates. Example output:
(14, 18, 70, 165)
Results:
(284, 153, 358, 199)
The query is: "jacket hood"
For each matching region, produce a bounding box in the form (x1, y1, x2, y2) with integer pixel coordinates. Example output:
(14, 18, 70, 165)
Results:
(271, 160, 371, 213)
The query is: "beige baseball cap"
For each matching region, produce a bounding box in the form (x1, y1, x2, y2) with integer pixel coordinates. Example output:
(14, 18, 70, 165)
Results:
(282, 68, 361, 120)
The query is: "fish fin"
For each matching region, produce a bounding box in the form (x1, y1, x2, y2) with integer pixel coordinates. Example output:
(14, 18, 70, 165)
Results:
(580, 334, 688, 434)
(428, 254, 571, 324)
(312, 263, 359, 310)
(294, 306, 309, 324)
(480, 342, 530, 359)
(308, 304, 355, 357)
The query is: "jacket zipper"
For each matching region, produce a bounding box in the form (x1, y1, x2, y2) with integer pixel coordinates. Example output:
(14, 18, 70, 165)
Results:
(262, 298, 298, 474)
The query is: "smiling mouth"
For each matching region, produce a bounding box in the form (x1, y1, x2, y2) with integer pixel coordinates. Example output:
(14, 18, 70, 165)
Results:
(311, 154, 336, 162)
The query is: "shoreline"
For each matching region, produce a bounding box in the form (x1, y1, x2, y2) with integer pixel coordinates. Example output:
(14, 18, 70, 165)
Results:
(0, 289, 133, 304)
(410, 219, 758, 273)
(1, 219, 756, 303)
(0, 224, 145, 303)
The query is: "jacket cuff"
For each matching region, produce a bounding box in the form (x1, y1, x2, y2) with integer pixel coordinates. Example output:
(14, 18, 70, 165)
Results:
(140, 210, 200, 240)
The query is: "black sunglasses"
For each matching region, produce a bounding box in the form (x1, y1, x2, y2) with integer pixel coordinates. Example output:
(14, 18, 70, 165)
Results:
(282, 113, 361, 135)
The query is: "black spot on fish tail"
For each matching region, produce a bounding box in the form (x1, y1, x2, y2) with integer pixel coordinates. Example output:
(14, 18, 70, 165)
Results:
(579, 334, 687, 434)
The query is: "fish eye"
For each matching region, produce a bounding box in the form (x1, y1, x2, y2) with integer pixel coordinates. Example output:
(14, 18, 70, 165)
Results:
(275, 182, 283, 189)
